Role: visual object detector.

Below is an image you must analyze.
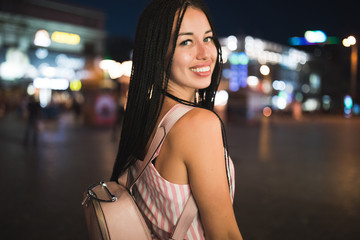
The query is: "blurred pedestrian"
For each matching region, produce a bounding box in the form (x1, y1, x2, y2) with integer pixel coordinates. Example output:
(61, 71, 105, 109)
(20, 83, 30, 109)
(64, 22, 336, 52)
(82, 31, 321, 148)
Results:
(292, 100, 302, 120)
(23, 96, 41, 146)
(110, 0, 243, 239)
(0, 91, 7, 118)
(71, 96, 82, 123)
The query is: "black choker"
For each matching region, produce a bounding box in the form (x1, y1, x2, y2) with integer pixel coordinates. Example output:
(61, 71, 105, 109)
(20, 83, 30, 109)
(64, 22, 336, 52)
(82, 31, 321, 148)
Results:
(164, 92, 196, 106)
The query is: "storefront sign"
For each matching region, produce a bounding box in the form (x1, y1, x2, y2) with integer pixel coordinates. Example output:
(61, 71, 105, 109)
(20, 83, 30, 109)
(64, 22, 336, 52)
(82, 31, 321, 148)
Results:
(51, 31, 80, 45)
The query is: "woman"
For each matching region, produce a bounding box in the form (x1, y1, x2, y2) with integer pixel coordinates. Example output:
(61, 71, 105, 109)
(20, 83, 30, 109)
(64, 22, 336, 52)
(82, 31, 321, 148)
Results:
(111, 0, 243, 239)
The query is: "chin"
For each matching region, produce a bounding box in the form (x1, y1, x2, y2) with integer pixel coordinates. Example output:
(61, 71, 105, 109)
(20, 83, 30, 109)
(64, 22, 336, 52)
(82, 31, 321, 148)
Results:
(196, 78, 212, 89)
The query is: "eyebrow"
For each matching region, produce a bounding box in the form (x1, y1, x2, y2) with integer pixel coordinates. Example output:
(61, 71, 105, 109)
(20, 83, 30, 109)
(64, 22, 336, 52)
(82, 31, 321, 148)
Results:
(178, 29, 213, 36)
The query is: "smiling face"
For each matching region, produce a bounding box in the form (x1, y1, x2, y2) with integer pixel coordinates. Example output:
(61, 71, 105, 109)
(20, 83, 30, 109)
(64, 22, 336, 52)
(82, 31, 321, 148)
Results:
(167, 7, 218, 101)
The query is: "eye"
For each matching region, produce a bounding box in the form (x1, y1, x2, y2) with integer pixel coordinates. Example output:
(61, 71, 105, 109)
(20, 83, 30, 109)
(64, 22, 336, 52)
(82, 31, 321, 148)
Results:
(180, 39, 192, 46)
(204, 36, 213, 43)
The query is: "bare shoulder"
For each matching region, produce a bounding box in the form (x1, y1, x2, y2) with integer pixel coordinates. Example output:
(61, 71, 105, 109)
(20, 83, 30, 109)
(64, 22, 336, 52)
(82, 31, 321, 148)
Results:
(154, 106, 224, 184)
(167, 107, 223, 161)
(174, 107, 222, 134)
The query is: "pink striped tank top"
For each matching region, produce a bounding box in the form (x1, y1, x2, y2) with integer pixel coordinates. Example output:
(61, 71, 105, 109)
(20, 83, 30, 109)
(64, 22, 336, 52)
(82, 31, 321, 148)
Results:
(130, 106, 235, 240)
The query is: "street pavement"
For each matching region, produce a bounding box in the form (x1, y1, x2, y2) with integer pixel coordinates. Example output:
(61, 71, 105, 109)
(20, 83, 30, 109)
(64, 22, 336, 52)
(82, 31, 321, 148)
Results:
(0, 111, 359, 239)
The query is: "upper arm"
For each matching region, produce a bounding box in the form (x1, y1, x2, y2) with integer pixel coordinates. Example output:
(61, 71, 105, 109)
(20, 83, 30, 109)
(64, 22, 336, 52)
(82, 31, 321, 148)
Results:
(176, 108, 242, 239)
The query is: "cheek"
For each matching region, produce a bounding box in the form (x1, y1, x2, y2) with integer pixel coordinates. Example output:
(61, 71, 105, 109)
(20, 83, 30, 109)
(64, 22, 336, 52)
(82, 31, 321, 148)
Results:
(173, 51, 193, 68)
(210, 45, 218, 62)
(171, 52, 189, 77)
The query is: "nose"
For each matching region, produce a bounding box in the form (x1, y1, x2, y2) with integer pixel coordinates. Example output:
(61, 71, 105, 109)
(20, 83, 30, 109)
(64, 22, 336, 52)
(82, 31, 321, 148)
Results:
(196, 42, 210, 60)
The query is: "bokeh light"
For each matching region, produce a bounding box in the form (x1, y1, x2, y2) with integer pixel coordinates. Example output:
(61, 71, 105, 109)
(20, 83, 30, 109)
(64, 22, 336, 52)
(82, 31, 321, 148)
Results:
(262, 106, 272, 117)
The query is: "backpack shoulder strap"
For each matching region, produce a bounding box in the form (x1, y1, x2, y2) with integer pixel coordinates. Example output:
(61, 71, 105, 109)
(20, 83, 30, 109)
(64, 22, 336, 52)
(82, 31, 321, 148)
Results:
(128, 104, 193, 191)
(128, 104, 198, 239)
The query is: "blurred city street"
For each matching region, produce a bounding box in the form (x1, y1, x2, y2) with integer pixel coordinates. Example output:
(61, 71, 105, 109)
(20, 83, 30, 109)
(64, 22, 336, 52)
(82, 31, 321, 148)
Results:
(1, 111, 360, 239)
(1, 0, 360, 239)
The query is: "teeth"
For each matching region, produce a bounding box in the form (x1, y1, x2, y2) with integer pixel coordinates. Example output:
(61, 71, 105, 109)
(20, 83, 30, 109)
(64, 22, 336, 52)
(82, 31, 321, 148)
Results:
(190, 66, 210, 73)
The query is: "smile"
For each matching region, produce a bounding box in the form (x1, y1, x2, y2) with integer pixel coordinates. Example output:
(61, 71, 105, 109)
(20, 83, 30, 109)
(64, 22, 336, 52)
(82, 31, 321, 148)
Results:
(190, 66, 211, 73)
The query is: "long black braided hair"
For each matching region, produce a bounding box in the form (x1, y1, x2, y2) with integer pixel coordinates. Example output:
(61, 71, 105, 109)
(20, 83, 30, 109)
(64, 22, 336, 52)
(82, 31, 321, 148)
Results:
(110, 0, 224, 181)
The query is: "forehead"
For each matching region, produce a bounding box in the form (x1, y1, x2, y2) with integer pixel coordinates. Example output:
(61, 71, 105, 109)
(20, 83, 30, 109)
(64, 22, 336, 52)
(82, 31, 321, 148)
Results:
(178, 7, 211, 32)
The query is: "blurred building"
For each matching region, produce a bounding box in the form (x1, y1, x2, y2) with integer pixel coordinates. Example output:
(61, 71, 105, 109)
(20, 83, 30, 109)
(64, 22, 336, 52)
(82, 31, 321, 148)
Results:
(293, 42, 356, 114)
(0, 0, 106, 122)
(219, 35, 327, 121)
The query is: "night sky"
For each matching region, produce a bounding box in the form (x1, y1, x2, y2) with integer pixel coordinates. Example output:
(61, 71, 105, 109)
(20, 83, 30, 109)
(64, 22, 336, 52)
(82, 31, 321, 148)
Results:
(60, 0, 359, 46)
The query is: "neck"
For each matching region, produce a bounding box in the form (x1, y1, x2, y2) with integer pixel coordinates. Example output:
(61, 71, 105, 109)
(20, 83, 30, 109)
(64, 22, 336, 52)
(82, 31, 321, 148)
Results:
(164, 92, 197, 106)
